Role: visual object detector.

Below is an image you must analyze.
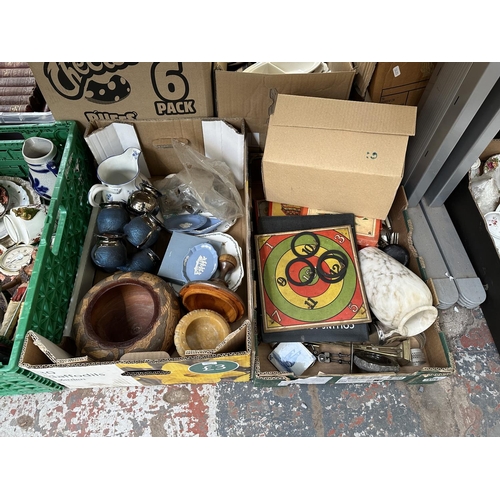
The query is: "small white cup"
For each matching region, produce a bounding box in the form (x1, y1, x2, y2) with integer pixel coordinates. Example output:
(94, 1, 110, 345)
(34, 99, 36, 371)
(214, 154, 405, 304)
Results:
(22, 137, 59, 200)
(4, 204, 48, 245)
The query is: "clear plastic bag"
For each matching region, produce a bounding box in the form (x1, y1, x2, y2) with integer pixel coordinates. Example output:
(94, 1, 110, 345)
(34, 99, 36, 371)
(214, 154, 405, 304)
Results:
(156, 139, 245, 223)
(470, 175, 500, 215)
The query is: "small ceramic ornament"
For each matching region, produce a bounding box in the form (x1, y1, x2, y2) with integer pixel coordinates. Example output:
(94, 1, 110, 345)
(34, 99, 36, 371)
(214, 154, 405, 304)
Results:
(182, 243, 218, 282)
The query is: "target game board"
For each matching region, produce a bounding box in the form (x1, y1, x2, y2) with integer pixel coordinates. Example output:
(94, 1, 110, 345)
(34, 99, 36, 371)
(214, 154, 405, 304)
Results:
(255, 226, 371, 333)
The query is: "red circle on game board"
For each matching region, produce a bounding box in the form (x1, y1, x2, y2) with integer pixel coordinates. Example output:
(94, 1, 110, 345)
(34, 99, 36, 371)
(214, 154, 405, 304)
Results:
(287, 255, 330, 297)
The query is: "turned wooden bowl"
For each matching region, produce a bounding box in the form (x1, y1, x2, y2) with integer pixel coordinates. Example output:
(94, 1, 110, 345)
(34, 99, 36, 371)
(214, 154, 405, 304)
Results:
(73, 271, 181, 361)
(174, 309, 231, 356)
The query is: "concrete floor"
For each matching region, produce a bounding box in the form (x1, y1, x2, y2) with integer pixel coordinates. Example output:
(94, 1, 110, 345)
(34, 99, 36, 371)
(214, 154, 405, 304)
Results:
(0, 303, 499, 437)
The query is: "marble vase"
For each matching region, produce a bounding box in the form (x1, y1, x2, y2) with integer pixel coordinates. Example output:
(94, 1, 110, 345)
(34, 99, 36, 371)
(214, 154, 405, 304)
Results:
(358, 246, 438, 337)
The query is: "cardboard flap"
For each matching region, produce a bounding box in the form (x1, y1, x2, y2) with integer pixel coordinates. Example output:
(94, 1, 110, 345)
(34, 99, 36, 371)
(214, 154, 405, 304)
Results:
(23, 331, 89, 365)
(85, 118, 246, 180)
(270, 94, 417, 136)
(85, 122, 151, 176)
(184, 321, 249, 357)
(202, 120, 246, 190)
(120, 352, 170, 361)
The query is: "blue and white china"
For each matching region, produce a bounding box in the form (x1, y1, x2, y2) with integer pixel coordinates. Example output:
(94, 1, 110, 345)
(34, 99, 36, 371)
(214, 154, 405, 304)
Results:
(88, 148, 148, 208)
(182, 243, 219, 282)
(162, 213, 208, 232)
(22, 137, 60, 200)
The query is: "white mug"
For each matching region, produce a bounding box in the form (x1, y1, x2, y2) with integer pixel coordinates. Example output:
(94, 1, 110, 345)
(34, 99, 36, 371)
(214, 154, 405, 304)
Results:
(88, 148, 148, 208)
(22, 137, 60, 200)
(4, 204, 48, 245)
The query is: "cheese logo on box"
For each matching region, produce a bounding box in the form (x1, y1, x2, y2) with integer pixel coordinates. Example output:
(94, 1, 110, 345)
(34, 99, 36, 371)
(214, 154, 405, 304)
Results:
(38, 62, 200, 123)
(43, 62, 135, 103)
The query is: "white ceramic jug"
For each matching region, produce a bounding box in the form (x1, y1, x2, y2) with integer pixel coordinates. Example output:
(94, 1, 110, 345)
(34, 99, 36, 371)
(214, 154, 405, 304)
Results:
(358, 246, 438, 337)
(22, 137, 60, 200)
(88, 148, 148, 208)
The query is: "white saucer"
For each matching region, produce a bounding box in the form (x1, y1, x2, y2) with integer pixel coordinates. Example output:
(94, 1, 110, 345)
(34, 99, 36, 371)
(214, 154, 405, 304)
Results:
(203, 232, 244, 291)
(485, 211, 500, 240)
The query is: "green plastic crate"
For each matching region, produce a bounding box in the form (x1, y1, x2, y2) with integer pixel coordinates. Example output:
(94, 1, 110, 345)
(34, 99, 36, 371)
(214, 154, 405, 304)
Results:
(0, 121, 95, 396)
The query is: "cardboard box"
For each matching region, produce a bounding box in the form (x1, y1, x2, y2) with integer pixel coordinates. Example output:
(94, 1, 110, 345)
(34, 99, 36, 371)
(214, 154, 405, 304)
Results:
(253, 187, 456, 386)
(29, 63, 215, 131)
(352, 62, 377, 98)
(19, 117, 256, 389)
(261, 94, 417, 221)
(367, 62, 436, 106)
(214, 62, 355, 150)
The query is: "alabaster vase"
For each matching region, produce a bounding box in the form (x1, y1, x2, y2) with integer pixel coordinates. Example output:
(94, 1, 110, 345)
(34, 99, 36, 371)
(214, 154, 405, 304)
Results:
(358, 246, 438, 337)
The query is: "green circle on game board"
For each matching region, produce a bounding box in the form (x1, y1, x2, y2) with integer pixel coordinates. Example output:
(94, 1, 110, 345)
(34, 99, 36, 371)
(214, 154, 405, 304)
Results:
(264, 234, 357, 322)
(188, 361, 239, 374)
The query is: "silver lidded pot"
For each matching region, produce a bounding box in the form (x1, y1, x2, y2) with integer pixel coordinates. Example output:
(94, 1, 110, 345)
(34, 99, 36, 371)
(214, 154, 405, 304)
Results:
(126, 182, 163, 216)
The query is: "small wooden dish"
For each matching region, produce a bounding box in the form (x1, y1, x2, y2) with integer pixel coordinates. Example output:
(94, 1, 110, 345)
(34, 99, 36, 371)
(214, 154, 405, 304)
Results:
(174, 309, 231, 356)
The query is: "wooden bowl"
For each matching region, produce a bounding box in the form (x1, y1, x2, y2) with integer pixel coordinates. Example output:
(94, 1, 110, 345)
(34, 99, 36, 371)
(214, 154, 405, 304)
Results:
(174, 309, 231, 356)
(73, 271, 181, 361)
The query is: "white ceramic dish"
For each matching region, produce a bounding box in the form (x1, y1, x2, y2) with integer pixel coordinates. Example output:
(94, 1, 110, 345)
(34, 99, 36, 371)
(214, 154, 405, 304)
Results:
(203, 232, 244, 292)
(484, 211, 500, 239)
(243, 62, 323, 74)
(0, 177, 41, 244)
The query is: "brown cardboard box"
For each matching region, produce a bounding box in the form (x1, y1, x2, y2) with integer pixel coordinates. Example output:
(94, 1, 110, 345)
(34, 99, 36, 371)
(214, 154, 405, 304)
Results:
(214, 62, 355, 150)
(261, 94, 417, 221)
(352, 62, 377, 98)
(19, 117, 256, 389)
(253, 187, 456, 386)
(29, 63, 214, 130)
(367, 62, 436, 106)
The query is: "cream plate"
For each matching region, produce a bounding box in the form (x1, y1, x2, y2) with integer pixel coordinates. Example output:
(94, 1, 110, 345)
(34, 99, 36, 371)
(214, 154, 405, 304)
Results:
(485, 211, 500, 240)
(203, 232, 244, 291)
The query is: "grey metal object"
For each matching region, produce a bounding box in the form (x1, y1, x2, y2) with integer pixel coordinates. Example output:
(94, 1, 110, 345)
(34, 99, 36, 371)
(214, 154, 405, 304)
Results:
(424, 73, 500, 206)
(406, 204, 459, 309)
(403, 62, 500, 208)
(419, 198, 486, 309)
